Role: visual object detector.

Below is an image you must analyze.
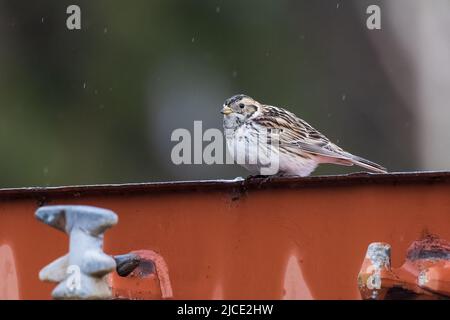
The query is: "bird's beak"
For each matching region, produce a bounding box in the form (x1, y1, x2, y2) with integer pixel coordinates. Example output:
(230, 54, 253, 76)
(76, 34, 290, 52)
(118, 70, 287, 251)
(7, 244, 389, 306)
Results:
(221, 106, 233, 115)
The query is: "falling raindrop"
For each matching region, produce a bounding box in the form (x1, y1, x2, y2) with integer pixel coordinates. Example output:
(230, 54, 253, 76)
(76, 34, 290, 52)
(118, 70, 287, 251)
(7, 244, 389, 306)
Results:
(104, 27, 108, 34)
(191, 37, 195, 43)
(216, 6, 221, 13)
(83, 82, 87, 89)
(342, 94, 346, 101)
(232, 70, 238, 78)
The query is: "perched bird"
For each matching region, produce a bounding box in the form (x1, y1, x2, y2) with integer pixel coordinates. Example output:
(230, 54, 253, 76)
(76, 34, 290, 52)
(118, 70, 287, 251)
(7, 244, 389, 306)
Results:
(221, 94, 387, 176)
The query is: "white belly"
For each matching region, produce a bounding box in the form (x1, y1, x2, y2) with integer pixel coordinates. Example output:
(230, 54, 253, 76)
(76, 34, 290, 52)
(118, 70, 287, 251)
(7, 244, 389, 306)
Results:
(226, 127, 263, 174)
(225, 126, 318, 176)
(278, 152, 318, 177)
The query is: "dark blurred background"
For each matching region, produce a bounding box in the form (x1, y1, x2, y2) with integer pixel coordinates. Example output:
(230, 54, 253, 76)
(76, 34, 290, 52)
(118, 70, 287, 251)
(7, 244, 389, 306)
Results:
(0, 0, 449, 187)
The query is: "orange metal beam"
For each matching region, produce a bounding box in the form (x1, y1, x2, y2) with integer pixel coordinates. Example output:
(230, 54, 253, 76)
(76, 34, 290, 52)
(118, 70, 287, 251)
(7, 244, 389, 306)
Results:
(1, 172, 450, 299)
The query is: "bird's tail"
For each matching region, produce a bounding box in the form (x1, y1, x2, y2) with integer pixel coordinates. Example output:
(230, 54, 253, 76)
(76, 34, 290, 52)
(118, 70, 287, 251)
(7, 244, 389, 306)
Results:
(350, 155, 387, 174)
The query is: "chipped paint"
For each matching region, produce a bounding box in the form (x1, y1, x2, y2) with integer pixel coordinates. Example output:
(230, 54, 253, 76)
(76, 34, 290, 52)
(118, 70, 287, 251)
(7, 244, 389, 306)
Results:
(418, 270, 428, 286)
(367, 243, 391, 269)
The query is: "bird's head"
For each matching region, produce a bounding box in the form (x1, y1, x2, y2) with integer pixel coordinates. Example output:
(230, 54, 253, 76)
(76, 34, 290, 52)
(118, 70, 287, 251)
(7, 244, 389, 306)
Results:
(221, 94, 261, 129)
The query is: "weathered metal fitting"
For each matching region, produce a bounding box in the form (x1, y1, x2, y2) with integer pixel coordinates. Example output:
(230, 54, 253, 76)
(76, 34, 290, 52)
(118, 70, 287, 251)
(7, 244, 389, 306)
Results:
(36, 205, 118, 299)
(114, 253, 142, 277)
(358, 235, 450, 300)
(110, 250, 173, 299)
(358, 242, 394, 299)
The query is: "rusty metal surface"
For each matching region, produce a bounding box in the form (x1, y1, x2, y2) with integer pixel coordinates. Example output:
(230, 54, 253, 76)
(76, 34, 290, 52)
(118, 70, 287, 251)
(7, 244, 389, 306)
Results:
(1, 171, 450, 299)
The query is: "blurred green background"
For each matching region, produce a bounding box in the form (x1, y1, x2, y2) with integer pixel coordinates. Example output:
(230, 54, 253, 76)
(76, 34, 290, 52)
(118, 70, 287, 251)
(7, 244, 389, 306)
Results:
(1, 0, 446, 187)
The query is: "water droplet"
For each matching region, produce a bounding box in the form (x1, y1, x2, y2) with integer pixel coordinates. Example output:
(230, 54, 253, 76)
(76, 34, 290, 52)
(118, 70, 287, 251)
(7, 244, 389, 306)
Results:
(104, 27, 108, 34)
(336, 3, 340, 9)
(342, 94, 346, 101)
(216, 6, 221, 13)
(43, 167, 49, 175)
(83, 82, 87, 89)
(41, 17, 45, 23)
(191, 37, 195, 43)
(232, 70, 238, 78)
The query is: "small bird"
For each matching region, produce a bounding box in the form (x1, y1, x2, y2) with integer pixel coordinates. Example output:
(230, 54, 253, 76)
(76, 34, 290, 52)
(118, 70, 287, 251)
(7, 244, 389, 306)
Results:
(221, 94, 387, 176)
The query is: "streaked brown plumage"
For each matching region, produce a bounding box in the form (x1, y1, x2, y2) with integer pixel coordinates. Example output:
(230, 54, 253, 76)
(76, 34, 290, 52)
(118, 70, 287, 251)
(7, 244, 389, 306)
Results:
(221, 94, 387, 176)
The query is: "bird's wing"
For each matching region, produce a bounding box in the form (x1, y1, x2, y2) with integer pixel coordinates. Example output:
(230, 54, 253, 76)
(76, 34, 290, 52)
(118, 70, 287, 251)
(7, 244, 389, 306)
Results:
(288, 140, 353, 160)
(251, 105, 387, 172)
(253, 105, 352, 160)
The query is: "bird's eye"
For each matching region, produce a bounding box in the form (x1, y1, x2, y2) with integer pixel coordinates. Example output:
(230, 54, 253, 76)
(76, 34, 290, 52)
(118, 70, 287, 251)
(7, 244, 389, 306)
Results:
(239, 103, 245, 109)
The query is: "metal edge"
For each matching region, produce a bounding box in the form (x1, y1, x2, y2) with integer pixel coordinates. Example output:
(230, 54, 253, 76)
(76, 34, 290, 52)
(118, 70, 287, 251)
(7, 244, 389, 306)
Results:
(0, 171, 449, 201)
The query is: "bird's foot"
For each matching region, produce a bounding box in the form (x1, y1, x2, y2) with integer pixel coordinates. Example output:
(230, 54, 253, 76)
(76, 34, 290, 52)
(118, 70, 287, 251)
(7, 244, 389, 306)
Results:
(245, 174, 266, 181)
(245, 173, 287, 187)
